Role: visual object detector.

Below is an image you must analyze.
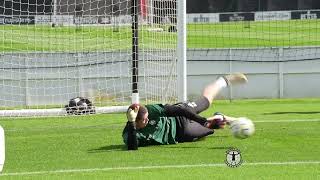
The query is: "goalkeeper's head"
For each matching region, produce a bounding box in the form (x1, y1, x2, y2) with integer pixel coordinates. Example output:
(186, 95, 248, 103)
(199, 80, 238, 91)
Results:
(134, 105, 149, 129)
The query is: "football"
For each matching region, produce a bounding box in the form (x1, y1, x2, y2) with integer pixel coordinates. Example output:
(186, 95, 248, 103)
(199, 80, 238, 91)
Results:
(230, 117, 255, 139)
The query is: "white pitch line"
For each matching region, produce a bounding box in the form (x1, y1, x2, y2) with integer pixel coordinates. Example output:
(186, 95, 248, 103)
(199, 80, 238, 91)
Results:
(1, 161, 320, 176)
(254, 119, 320, 123)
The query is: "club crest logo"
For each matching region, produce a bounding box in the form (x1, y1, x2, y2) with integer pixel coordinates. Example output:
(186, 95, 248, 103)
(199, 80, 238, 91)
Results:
(225, 148, 242, 168)
(149, 120, 156, 126)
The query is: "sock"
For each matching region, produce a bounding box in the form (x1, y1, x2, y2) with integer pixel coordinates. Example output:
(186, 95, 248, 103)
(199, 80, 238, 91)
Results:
(216, 77, 228, 89)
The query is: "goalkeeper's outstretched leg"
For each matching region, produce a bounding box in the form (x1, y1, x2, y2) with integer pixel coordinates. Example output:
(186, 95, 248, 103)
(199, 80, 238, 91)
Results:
(202, 73, 248, 104)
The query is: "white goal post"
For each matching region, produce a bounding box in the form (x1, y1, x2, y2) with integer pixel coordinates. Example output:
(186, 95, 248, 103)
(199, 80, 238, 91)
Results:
(0, 0, 186, 117)
(0, 126, 4, 173)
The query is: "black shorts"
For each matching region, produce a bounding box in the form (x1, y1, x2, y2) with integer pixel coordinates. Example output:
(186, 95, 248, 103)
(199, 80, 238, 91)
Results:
(175, 96, 213, 142)
(173, 96, 210, 114)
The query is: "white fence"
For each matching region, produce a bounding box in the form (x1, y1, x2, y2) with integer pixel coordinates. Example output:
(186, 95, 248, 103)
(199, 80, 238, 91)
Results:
(0, 51, 176, 107)
(187, 47, 320, 99)
(0, 47, 320, 107)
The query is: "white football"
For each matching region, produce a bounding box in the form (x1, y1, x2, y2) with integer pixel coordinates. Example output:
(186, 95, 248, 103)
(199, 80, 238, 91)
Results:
(230, 117, 255, 139)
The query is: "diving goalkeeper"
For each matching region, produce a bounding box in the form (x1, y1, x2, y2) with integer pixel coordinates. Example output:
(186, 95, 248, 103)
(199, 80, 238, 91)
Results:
(122, 73, 248, 150)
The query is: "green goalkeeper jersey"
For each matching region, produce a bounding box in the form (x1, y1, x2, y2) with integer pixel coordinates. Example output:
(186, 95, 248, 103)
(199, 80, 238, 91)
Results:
(123, 104, 177, 146)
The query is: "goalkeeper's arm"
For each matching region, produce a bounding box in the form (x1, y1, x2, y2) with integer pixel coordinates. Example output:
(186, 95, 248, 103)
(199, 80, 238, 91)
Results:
(126, 121, 138, 150)
(125, 105, 139, 150)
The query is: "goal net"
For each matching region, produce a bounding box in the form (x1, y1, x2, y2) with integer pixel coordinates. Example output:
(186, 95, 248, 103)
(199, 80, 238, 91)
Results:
(0, 0, 179, 117)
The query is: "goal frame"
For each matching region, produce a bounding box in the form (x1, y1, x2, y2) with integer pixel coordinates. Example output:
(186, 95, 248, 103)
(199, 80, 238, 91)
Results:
(0, 0, 187, 117)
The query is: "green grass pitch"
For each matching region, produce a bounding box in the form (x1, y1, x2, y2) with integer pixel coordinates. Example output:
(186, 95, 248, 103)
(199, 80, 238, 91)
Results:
(0, 99, 319, 179)
(1, 19, 320, 52)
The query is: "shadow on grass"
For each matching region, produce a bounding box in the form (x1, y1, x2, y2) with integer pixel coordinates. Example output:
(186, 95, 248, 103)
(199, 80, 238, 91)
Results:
(88, 143, 233, 152)
(264, 111, 320, 115)
(207, 146, 234, 150)
(88, 135, 230, 153)
(88, 144, 126, 153)
(164, 145, 233, 150)
(208, 135, 229, 138)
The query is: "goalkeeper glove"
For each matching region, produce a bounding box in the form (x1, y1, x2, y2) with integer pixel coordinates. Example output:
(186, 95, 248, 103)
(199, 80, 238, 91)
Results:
(206, 112, 226, 129)
(126, 104, 140, 122)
